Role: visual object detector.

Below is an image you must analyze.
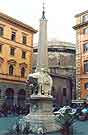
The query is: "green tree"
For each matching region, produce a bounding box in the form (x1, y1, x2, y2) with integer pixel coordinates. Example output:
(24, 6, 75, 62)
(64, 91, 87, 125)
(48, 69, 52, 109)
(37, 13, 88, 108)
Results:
(55, 109, 78, 135)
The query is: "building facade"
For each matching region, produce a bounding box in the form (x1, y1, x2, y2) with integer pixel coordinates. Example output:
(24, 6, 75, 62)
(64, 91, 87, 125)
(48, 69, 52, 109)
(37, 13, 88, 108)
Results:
(73, 10, 88, 100)
(0, 12, 37, 107)
(33, 40, 76, 107)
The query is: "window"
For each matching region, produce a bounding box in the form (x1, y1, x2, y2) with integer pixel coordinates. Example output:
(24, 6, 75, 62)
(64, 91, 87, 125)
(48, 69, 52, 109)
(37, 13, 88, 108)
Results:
(0, 89, 2, 98)
(21, 67, 25, 77)
(0, 45, 2, 52)
(9, 65, 14, 75)
(83, 43, 88, 52)
(0, 27, 3, 36)
(63, 88, 66, 96)
(83, 15, 88, 22)
(84, 27, 88, 34)
(10, 48, 15, 56)
(85, 82, 88, 89)
(51, 86, 56, 97)
(58, 61, 60, 65)
(22, 36, 27, 44)
(84, 60, 88, 73)
(0, 89, 1, 98)
(22, 51, 26, 59)
(11, 31, 16, 41)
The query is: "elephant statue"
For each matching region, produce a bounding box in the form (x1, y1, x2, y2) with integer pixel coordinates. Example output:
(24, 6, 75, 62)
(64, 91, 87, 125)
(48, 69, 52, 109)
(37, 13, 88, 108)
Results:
(26, 69, 53, 97)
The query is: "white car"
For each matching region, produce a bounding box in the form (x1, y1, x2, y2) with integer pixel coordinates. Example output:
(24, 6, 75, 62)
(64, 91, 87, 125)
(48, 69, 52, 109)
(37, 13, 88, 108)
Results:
(54, 106, 77, 115)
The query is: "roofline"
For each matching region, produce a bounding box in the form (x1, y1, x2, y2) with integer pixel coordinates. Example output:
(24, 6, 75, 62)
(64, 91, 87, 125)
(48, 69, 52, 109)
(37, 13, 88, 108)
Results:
(75, 10, 88, 18)
(48, 41, 75, 46)
(33, 41, 75, 47)
(0, 12, 37, 33)
(33, 46, 76, 50)
(33, 41, 76, 49)
(73, 21, 88, 30)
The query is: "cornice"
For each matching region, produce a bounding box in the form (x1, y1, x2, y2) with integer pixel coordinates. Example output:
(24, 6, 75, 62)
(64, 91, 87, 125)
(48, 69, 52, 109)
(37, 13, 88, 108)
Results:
(0, 77, 25, 83)
(50, 73, 72, 80)
(75, 10, 88, 18)
(0, 36, 33, 51)
(73, 21, 88, 30)
(0, 12, 37, 33)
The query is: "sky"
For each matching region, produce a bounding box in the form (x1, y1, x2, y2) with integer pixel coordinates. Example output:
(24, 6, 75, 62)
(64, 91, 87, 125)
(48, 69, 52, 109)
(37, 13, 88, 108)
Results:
(0, 0, 88, 45)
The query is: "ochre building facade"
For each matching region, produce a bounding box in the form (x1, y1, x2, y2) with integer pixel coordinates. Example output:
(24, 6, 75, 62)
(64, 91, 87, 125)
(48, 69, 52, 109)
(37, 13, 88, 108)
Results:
(0, 12, 37, 106)
(73, 10, 88, 100)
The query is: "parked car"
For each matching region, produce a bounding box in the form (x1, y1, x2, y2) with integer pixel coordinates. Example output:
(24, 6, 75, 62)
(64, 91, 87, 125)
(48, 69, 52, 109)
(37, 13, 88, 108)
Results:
(54, 106, 77, 115)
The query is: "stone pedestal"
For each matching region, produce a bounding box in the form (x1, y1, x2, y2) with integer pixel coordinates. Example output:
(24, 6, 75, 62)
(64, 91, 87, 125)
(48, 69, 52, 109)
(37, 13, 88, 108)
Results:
(28, 95, 60, 134)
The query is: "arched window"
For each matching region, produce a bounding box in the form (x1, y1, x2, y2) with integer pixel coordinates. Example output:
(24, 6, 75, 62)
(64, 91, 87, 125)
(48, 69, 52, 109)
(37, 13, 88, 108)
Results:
(5, 88, 14, 105)
(9, 65, 14, 75)
(21, 67, 25, 77)
(85, 82, 88, 90)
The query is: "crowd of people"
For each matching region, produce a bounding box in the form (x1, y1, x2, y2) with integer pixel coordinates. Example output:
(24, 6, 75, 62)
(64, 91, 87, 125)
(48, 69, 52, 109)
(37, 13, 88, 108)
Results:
(0, 103, 30, 117)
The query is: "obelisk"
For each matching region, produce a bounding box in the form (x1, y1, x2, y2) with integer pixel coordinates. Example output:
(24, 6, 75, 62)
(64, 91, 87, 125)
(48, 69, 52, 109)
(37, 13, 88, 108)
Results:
(36, 2, 48, 72)
(22, 1, 60, 135)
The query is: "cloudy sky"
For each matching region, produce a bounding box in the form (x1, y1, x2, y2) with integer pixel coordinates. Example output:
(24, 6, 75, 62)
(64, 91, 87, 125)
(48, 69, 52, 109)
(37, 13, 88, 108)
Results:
(0, 0, 88, 44)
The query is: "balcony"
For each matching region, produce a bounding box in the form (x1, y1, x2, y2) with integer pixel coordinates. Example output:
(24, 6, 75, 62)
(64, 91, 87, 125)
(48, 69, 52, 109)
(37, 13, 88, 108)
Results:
(0, 73, 27, 83)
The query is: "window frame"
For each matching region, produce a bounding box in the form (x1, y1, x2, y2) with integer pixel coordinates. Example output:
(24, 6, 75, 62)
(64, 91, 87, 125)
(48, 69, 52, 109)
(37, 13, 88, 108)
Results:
(0, 89, 1, 98)
(0, 44, 2, 53)
(84, 82, 88, 90)
(11, 31, 16, 41)
(83, 43, 88, 52)
(84, 60, 88, 73)
(83, 14, 88, 22)
(22, 35, 27, 44)
(83, 27, 88, 34)
(63, 88, 66, 97)
(0, 27, 4, 36)
(10, 47, 15, 56)
(22, 51, 26, 59)
(21, 67, 25, 77)
(9, 64, 14, 76)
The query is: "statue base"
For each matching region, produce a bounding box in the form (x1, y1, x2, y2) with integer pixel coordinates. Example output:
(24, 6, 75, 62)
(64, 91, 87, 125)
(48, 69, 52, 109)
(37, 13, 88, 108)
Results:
(25, 95, 60, 134)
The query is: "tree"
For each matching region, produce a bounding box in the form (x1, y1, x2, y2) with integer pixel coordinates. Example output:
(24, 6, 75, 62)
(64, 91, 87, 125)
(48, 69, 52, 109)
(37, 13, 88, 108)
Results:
(55, 108, 78, 135)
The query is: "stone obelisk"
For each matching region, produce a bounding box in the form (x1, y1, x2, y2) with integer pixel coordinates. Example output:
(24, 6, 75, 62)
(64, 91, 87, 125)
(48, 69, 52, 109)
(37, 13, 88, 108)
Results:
(24, 2, 60, 135)
(36, 4, 48, 72)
